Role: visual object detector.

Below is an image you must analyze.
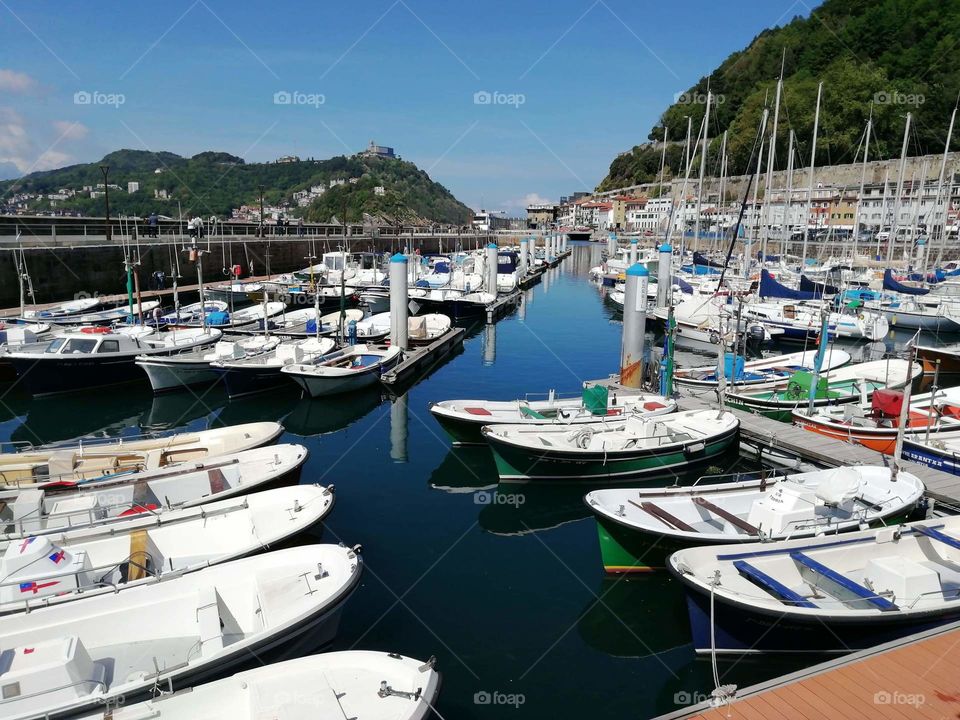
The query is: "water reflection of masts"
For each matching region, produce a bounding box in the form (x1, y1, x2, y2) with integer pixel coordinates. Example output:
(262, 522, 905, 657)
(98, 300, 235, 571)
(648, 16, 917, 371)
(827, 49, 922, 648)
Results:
(390, 392, 408, 462)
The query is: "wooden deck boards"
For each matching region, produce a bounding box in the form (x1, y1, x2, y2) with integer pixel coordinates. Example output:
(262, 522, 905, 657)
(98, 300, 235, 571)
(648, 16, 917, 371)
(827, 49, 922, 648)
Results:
(657, 621, 960, 720)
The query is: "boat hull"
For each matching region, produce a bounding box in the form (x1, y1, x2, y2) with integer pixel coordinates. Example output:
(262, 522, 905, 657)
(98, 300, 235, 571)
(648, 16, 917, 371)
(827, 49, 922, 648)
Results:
(217, 364, 290, 398)
(137, 358, 221, 393)
(9, 354, 148, 396)
(901, 437, 960, 475)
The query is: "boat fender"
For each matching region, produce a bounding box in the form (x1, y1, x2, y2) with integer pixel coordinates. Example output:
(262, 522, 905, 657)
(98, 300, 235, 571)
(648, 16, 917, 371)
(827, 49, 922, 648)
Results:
(80, 326, 111, 334)
(324, 483, 335, 495)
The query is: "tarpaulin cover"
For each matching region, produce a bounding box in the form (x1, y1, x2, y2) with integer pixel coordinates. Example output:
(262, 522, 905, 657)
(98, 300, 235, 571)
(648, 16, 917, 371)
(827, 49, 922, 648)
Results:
(693, 251, 725, 268)
(759, 269, 818, 300)
(206, 311, 230, 326)
(872, 388, 904, 417)
(305, 319, 318, 333)
(883, 269, 930, 295)
(799, 275, 839, 297)
(676, 277, 694, 294)
(582, 385, 609, 416)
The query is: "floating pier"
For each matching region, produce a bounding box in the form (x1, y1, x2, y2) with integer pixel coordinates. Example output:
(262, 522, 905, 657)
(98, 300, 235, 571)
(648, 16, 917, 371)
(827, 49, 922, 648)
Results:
(380, 326, 465, 386)
(656, 619, 960, 720)
(485, 289, 522, 323)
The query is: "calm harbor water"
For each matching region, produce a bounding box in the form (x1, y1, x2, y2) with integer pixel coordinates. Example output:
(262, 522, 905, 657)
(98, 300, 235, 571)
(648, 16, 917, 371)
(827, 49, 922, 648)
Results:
(0, 243, 935, 718)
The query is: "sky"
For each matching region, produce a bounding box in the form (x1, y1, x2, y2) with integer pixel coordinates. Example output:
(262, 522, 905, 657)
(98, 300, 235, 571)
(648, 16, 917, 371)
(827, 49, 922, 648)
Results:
(0, 0, 812, 214)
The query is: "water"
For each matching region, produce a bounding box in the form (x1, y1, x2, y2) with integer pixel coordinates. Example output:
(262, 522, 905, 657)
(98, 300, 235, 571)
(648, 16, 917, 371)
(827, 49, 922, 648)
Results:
(0, 243, 925, 718)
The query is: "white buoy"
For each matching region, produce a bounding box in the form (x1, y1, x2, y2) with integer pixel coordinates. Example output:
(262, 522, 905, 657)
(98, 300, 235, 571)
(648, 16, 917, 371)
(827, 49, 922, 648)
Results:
(389, 252, 408, 350)
(656, 242, 672, 309)
(629, 238, 639, 266)
(620, 263, 649, 388)
(485, 242, 498, 296)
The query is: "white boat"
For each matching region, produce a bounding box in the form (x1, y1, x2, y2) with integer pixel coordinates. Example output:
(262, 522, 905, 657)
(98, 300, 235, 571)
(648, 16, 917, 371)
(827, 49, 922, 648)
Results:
(0, 545, 363, 720)
(5, 327, 221, 396)
(0, 421, 284, 486)
(670, 515, 960, 653)
(356, 312, 451, 345)
(22, 297, 101, 320)
(360, 288, 390, 314)
(78, 651, 441, 720)
(204, 281, 264, 304)
(0, 483, 334, 612)
(585, 466, 925, 572)
(431, 387, 677, 445)
(878, 296, 960, 331)
(744, 301, 889, 341)
(136, 336, 282, 393)
(652, 297, 780, 351)
(75, 300, 162, 325)
(256, 307, 364, 337)
(282, 344, 402, 397)
(0, 443, 308, 538)
(674, 349, 852, 388)
(213, 336, 337, 398)
(157, 300, 228, 325)
(224, 300, 289, 329)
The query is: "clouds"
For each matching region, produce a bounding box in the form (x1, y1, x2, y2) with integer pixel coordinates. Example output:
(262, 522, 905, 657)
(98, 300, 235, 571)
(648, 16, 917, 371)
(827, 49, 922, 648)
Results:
(0, 109, 87, 175)
(52, 120, 89, 141)
(0, 69, 36, 94)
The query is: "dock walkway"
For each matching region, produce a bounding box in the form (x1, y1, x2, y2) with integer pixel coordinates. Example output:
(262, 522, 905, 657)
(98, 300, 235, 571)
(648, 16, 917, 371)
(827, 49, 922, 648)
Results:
(656, 619, 960, 719)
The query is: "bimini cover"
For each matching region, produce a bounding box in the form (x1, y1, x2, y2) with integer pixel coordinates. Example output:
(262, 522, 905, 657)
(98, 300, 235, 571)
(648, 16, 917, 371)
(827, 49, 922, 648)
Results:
(759, 270, 818, 300)
(872, 388, 904, 417)
(883, 269, 929, 296)
(799, 275, 839, 297)
(814, 467, 861, 506)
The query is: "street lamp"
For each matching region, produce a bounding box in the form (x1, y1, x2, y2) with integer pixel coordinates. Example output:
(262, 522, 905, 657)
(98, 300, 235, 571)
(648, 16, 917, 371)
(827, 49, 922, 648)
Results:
(99, 165, 111, 242)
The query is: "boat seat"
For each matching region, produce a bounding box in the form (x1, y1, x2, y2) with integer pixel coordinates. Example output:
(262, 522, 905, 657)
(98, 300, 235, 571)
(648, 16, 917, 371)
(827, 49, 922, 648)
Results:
(519, 406, 547, 420)
(196, 587, 224, 655)
(127, 529, 150, 581)
(463, 407, 492, 416)
(913, 525, 960, 551)
(631, 499, 695, 532)
(790, 551, 898, 611)
(733, 560, 818, 608)
(207, 468, 228, 495)
(693, 497, 759, 536)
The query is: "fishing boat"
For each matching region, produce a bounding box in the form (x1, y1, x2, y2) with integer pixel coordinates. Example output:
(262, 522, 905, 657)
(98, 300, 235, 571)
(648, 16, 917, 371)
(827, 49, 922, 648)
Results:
(282, 344, 402, 398)
(5, 327, 222, 397)
(219, 300, 289, 330)
(669, 515, 960, 653)
(0, 421, 283, 486)
(901, 430, 960, 476)
(22, 297, 101, 320)
(356, 312, 451, 345)
(652, 296, 778, 352)
(212, 337, 337, 398)
(77, 651, 441, 720)
(0, 444, 308, 537)
(0, 323, 53, 380)
(0, 484, 334, 613)
(135, 336, 282, 393)
(482, 409, 739, 482)
(674, 349, 852, 389)
(916, 344, 960, 376)
(155, 300, 228, 327)
(72, 300, 162, 325)
(725, 359, 921, 421)
(204, 280, 264, 305)
(0, 545, 362, 720)
(585, 466, 925, 573)
(261, 307, 364, 337)
(430, 385, 676, 445)
(793, 386, 960, 454)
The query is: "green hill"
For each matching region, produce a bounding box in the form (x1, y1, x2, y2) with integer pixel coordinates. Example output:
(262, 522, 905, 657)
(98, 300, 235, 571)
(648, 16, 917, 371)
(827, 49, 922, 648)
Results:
(598, 0, 960, 191)
(1, 149, 473, 225)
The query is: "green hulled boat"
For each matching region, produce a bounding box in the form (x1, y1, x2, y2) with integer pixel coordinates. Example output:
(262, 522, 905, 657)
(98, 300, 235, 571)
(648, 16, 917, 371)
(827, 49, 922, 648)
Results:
(481, 409, 739, 482)
(725, 359, 920, 421)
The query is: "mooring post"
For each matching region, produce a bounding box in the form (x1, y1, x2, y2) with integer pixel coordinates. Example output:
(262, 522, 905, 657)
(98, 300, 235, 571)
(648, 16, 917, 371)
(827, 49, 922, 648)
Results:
(656, 242, 672, 309)
(485, 242, 498, 296)
(389, 252, 408, 350)
(620, 263, 649, 388)
(629, 238, 638, 266)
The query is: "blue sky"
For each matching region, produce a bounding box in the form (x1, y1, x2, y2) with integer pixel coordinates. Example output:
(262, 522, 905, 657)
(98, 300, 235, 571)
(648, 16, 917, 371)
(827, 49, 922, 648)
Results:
(0, 1, 810, 213)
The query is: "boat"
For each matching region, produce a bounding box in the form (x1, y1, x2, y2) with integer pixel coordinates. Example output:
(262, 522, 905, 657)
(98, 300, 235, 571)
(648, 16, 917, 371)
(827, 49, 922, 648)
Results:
(73, 300, 162, 325)
(22, 297, 101, 320)
(218, 300, 289, 329)
(652, 297, 779, 352)
(282, 344, 402, 397)
(793, 386, 960, 454)
(901, 429, 960, 476)
(725, 359, 921, 421)
(155, 300, 228, 326)
(0, 322, 52, 380)
(5, 327, 222, 397)
(213, 336, 337, 398)
(481, 409, 740, 482)
(204, 280, 264, 305)
(0, 484, 334, 613)
(77, 651, 441, 720)
(0, 443, 308, 538)
(356, 312, 451, 345)
(136, 336, 282, 393)
(496, 251, 520, 293)
(0, 421, 284, 486)
(430, 385, 676, 445)
(0, 545, 363, 720)
(669, 515, 960, 653)
(359, 287, 390, 314)
(674, 349, 852, 389)
(585, 466, 925, 573)
(916, 344, 960, 376)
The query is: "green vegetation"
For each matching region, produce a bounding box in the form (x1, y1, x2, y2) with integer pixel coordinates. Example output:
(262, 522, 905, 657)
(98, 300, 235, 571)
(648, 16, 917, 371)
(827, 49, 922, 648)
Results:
(598, 0, 960, 191)
(1, 149, 473, 225)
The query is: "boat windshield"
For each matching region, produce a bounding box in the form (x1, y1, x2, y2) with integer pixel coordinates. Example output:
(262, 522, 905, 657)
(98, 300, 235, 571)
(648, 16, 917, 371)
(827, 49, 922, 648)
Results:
(44, 337, 66, 353)
(61, 338, 99, 354)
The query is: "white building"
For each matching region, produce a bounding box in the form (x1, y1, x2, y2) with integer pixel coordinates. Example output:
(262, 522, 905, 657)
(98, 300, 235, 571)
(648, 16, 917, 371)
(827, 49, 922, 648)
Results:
(127, 181, 140, 193)
(374, 186, 385, 196)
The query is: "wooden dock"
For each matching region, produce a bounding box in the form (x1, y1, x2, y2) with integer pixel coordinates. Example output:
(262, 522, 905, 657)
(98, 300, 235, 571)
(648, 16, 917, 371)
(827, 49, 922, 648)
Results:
(381, 327, 465, 386)
(677, 389, 960, 506)
(485, 289, 522, 323)
(656, 619, 960, 719)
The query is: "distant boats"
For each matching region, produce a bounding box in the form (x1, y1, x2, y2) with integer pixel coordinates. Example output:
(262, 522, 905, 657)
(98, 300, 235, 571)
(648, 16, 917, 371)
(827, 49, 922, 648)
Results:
(675, 349, 852, 389)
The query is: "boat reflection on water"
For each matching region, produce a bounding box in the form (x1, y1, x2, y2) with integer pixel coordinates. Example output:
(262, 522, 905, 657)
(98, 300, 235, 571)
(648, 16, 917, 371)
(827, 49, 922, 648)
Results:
(282, 386, 385, 437)
(214, 384, 301, 427)
(428, 446, 498, 494)
(139, 386, 227, 432)
(390, 392, 408, 462)
(478, 483, 590, 536)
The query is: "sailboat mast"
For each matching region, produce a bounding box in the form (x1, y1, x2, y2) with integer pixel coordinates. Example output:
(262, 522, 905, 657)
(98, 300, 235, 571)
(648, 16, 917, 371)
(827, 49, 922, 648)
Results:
(762, 69, 783, 264)
(800, 81, 823, 272)
(931, 106, 957, 267)
(851, 115, 872, 265)
(877, 168, 890, 258)
(717, 130, 728, 254)
(745, 130, 766, 279)
(785, 130, 795, 257)
(887, 112, 912, 264)
(693, 91, 711, 255)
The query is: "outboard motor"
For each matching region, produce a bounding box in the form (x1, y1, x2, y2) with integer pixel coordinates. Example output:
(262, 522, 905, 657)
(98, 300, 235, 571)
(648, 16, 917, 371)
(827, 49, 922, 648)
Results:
(347, 319, 357, 345)
(745, 323, 767, 353)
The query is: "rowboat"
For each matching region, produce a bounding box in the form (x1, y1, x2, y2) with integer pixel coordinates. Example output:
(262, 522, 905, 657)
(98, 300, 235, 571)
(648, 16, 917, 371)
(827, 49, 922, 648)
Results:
(212, 337, 337, 398)
(75, 651, 441, 720)
(725, 359, 921, 421)
(0, 421, 283, 486)
(586, 466, 924, 573)
(282, 344, 402, 397)
(0, 545, 362, 720)
(482, 409, 739, 482)
(0, 444, 308, 538)
(355, 312, 452, 345)
(430, 385, 676, 445)
(793, 386, 960, 454)
(901, 430, 960, 476)
(670, 516, 960, 653)
(135, 336, 282, 393)
(674, 349, 851, 389)
(0, 484, 333, 612)
(22, 297, 101, 320)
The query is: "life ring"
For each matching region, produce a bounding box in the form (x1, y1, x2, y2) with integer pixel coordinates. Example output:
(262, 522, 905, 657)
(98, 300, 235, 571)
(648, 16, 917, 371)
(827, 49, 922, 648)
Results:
(80, 326, 111, 334)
